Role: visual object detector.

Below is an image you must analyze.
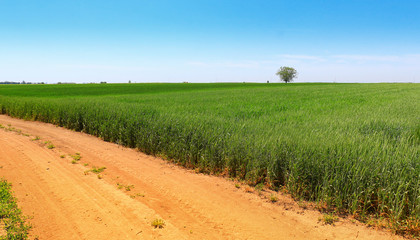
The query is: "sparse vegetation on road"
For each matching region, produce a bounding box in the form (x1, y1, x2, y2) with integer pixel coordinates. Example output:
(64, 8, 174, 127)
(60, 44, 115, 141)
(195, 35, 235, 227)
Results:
(0, 179, 31, 240)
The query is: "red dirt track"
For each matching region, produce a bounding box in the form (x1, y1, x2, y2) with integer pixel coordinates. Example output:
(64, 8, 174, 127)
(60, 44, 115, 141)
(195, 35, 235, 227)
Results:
(0, 115, 402, 239)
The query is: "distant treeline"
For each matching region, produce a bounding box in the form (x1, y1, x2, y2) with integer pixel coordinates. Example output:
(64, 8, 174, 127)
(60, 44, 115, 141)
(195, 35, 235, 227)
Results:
(0, 81, 45, 85)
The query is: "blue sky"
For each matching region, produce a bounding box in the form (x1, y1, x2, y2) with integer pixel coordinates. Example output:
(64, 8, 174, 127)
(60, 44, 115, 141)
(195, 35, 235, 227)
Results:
(1, 0, 420, 83)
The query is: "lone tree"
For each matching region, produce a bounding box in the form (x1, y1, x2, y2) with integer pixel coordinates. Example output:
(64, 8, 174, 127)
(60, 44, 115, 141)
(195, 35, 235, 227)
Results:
(276, 66, 297, 83)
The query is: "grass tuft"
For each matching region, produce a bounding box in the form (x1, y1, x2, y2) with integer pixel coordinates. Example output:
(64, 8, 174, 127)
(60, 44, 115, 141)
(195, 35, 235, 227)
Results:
(270, 195, 278, 203)
(31, 136, 40, 141)
(116, 183, 134, 191)
(90, 166, 106, 174)
(319, 213, 339, 225)
(70, 153, 81, 161)
(151, 219, 165, 229)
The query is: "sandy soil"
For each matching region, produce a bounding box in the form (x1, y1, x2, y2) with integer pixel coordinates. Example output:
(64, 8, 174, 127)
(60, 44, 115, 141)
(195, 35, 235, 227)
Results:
(0, 114, 403, 240)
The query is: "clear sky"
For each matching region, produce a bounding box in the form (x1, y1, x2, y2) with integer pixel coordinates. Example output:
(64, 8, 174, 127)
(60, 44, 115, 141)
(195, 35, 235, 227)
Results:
(1, 0, 420, 83)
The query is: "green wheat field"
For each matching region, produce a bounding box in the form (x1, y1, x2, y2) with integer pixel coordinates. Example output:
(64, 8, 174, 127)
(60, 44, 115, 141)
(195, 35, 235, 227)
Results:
(0, 83, 419, 232)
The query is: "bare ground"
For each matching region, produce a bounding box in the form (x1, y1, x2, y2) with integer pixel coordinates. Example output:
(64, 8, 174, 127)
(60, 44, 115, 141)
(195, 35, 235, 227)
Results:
(0, 115, 403, 240)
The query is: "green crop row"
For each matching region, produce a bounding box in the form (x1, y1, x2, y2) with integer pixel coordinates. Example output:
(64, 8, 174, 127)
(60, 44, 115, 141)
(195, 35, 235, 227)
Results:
(0, 83, 419, 234)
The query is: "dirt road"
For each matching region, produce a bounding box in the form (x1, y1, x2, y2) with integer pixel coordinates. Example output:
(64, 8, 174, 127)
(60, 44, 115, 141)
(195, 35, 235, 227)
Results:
(0, 115, 402, 240)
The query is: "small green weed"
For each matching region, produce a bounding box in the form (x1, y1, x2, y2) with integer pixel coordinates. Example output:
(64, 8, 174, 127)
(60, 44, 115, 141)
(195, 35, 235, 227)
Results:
(270, 195, 278, 203)
(255, 183, 264, 196)
(116, 183, 134, 191)
(298, 200, 308, 209)
(84, 166, 106, 175)
(255, 183, 264, 191)
(31, 136, 40, 141)
(47, 144, 55, 149)
(70, 153, 81, 161)
(90, 166, 106, 174)
(319, 213, 339, 225)
(151, 219, 165, 229)
(130, 193, 145, 199)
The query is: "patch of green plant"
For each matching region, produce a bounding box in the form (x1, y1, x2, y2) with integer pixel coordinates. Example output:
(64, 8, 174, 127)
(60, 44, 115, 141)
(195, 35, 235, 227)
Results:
(46, 144, 55, 149)
(319, 213, 339, 225)
(124, 185, 134, 191)
(70, 153, 81, 161)
(151, 218, 165, 229)
(0, 179, 31, 239)
(270, 195, 278, 203)
(297, 200, 308, 209)
(255, 183, 265, 190)
(116, 183, 134, 191)
(30, 136, 40, 141)
(90, 166, 106, 174)
(130, 193, 145, 199)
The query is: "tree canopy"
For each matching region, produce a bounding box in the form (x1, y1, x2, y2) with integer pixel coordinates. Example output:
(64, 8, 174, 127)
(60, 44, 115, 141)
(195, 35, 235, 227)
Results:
(276, 67, 297, 83)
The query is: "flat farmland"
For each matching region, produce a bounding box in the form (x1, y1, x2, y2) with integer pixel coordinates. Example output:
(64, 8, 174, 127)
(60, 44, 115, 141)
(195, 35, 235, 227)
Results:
(0, 83, 419, 237)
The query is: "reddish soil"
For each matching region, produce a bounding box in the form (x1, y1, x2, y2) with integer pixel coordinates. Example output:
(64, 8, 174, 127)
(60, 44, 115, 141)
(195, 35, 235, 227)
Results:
(0, 115, 403, 240)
